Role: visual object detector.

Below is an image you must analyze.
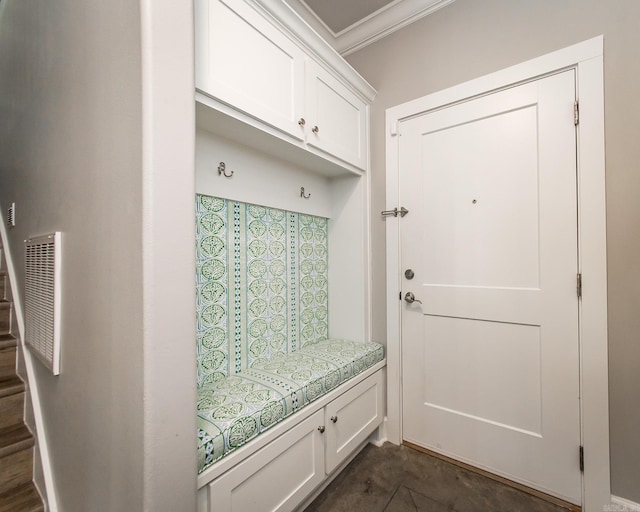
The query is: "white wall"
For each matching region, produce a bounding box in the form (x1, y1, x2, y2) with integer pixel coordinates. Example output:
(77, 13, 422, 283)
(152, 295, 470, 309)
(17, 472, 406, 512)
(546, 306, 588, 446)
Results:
(346, 0, 640, 503)
(0, 1, 196, 510)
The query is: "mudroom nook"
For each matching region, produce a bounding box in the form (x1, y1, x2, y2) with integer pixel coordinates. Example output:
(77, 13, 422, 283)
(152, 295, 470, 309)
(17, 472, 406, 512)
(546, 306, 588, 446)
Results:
(193, 0, 384, 510)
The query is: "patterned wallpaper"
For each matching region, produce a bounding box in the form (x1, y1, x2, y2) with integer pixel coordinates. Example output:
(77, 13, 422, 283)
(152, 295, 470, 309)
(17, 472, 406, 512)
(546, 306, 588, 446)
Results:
(196, 194, 329, 386)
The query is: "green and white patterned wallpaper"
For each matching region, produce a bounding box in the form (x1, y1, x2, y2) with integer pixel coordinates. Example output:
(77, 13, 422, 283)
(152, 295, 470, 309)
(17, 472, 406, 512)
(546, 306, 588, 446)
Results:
(196, 194, 329, 386)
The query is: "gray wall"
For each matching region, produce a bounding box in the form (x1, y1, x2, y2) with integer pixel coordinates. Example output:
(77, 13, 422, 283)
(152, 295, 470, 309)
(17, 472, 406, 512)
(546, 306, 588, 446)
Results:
(346, 0, 640, 503)
(0, 1, 196, 510)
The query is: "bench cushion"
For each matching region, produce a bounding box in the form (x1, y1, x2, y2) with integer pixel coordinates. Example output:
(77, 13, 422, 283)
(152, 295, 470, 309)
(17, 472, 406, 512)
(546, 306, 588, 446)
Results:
(197, 339, 384, 473)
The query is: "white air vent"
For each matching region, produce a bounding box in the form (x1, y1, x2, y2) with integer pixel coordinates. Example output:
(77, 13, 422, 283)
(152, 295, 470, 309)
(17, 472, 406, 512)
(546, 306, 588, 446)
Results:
(25, 232, 61, 375)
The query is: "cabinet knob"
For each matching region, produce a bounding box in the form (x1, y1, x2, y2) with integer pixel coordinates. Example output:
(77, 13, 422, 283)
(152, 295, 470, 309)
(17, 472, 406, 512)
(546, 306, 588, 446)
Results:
(318, 425, 325, 433)
(312, 125, 319, 134)
(330, 416, 338, 423)
(298, 118, 306, 127)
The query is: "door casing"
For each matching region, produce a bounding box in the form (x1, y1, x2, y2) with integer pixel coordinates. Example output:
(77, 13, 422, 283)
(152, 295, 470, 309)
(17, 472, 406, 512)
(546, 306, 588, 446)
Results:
(384, 36, 608, 511)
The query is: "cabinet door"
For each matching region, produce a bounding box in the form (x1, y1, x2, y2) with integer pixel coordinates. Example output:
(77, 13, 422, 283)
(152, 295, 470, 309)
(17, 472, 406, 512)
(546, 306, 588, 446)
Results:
(325, 370, 384, 473)
(305, 60, 368, 170)
(207, 410, 325, 512)
(195, 0, 305, 140)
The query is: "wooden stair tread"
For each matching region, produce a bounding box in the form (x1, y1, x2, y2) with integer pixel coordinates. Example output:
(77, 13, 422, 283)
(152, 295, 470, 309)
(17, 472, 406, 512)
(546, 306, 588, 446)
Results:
(0, 334, 16, 351)
(0, 376, 24, 398)
(0, 482, 43, 512)
(0, 424, 34, 458)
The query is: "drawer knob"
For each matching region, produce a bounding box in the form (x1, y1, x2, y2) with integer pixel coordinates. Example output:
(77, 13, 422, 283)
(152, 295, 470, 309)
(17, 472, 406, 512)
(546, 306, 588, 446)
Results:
(318, 425, 325, 433)
(298, 118, 306, 127)
(330, 416, 338, 423)
(312, 125, 319, 134)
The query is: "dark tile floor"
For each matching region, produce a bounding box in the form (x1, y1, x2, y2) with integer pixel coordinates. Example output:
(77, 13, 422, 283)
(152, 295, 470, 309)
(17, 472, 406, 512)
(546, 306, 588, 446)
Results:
(304, 443, 572, 512)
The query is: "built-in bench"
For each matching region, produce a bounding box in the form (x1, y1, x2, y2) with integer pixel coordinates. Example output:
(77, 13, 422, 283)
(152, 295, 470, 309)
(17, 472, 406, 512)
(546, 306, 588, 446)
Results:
(197, 338, 384, 473)
(195, 194, 385, 510)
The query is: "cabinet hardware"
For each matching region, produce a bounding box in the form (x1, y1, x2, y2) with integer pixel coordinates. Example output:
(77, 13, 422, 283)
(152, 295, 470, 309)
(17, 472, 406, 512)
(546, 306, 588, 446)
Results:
(217, 162, 233, 178)
(298, 118, 306, 127)
(318, 425, 325, 433)
(330, 416, 338, 423)
(312, 125, 319, 134)
(300, 187, 311, 199)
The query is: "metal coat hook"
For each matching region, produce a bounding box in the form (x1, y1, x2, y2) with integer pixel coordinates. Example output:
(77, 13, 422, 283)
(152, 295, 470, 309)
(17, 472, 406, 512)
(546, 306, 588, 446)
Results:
(300, 187, 311, 199)
(218, 162, 233, 178)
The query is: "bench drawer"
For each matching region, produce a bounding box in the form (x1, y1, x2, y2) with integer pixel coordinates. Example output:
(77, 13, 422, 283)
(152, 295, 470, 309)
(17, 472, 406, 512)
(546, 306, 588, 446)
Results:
(206, 410, 325, 512)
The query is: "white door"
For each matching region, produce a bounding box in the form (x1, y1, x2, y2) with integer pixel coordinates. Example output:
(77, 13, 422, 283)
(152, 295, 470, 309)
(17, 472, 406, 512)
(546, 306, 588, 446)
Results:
(400, 70, 581, 503)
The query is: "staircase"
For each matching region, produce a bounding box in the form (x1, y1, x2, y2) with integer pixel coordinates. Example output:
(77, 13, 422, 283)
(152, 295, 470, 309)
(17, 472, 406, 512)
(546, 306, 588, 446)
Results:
(0, 248, 44, 511)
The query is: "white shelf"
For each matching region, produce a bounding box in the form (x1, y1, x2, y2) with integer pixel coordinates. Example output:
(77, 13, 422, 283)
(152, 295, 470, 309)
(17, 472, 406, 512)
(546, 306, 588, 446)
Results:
(196, 94, 365, 179)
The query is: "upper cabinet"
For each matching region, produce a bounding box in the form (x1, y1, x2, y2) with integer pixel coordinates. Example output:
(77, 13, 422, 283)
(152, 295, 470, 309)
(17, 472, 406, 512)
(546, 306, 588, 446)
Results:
(195, 0, 306, 140)
(304, 60, 368, 171)
(195, 0, 375, 175)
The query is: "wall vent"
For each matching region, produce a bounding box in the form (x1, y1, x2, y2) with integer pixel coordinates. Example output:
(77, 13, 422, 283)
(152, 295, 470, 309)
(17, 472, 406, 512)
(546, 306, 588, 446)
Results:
(24, 232, 61, 375)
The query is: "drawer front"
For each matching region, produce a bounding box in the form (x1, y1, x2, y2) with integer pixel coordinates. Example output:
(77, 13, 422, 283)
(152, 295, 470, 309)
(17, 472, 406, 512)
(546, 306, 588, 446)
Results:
(207, 410, 325, 512)
(325, 369, 384, 473)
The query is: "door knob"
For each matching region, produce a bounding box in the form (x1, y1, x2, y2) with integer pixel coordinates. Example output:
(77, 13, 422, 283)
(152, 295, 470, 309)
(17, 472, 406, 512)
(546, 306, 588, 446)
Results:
(404, 292, 422, 305)
(318, 425, 325, 433)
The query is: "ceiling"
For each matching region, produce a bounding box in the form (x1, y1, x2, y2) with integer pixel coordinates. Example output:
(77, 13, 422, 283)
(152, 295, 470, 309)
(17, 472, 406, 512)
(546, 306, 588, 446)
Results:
(284, 0, 456, 56)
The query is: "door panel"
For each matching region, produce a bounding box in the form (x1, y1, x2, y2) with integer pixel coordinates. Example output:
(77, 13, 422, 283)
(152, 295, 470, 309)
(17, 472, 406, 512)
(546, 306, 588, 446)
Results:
(423, 316, 542, 436)
(400, 71, 581, 503)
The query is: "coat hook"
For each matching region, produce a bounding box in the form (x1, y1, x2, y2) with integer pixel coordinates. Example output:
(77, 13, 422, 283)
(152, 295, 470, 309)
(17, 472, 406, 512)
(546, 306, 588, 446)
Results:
(218, 162, 233, 178)
(300, 187, 311, 199)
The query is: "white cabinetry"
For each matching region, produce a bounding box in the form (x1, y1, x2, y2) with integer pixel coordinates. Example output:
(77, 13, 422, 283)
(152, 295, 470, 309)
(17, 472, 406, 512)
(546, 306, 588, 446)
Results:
(199, 369, 384, 512)
(324, 369, 384, 473)
(305, 60, 368, 171)
(195, 0, 306, 140)
(195, 0, 374, 173)
(207, 411, 325, 512)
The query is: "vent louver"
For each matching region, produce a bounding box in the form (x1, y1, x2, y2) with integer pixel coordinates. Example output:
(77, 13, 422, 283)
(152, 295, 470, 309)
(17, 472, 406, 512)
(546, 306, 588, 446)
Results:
(24, 232, 61, 375)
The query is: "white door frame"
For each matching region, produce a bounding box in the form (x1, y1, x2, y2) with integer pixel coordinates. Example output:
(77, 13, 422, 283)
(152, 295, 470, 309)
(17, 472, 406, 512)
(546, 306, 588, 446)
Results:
(384, 36, 609, 511)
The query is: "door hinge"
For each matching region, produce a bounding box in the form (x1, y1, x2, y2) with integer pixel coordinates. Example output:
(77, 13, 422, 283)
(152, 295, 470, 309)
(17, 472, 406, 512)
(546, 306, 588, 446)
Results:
(574, 101, 579, 125)
(579, 445, 584, 472)
(577, 273, 582, 298)
(399, 291, 402, 300)
(381, 207, 409, 218)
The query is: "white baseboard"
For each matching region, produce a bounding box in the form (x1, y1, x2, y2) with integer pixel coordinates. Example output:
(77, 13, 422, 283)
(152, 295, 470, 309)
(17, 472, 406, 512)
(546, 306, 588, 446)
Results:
(370, 416, 388, 447)
(611, 495, 640, 511)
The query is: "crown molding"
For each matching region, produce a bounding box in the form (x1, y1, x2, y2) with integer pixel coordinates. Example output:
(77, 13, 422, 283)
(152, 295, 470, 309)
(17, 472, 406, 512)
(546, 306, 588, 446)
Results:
(286, 0, 456, 56)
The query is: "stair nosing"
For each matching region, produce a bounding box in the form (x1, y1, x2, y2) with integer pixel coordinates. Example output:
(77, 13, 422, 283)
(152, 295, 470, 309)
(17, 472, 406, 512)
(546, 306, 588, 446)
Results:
(0, 334, 17, 351)
(0, 424, 34, 458)
(0, 482, 44, 512)
(0, 375, 25, 398)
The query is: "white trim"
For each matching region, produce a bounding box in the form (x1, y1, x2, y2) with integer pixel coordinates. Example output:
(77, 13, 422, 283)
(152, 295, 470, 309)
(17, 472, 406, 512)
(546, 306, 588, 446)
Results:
(0, 209, 59, 512)
(286, 0, 456, 56)
(140, 0, 197, 509)
(385, 36, 609, 512)
(611, 496, 640, 511)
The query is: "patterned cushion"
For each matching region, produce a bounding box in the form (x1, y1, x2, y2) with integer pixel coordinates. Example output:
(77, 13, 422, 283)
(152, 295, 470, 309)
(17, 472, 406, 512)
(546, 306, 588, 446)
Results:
(197, 339, 385, 473)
